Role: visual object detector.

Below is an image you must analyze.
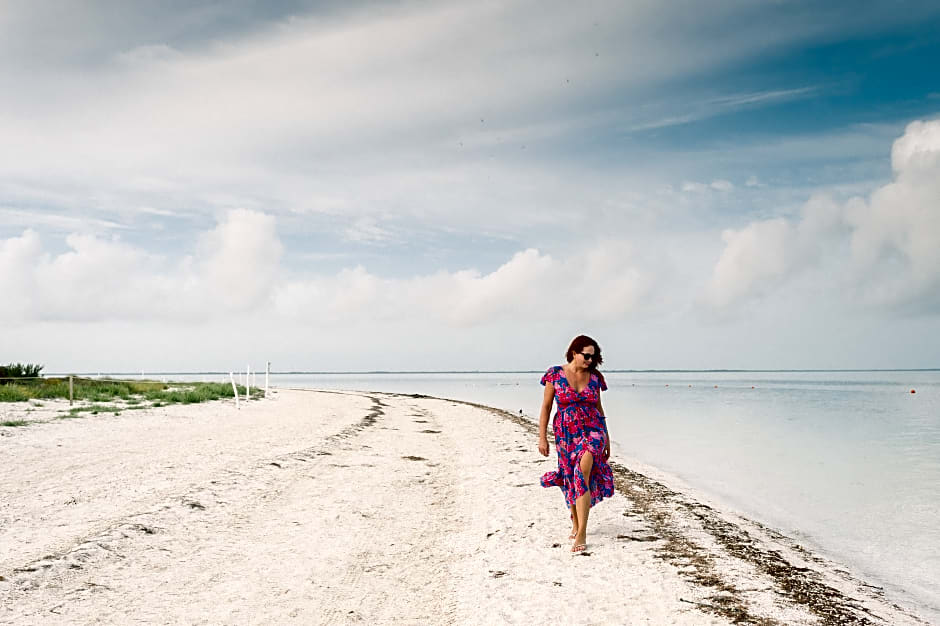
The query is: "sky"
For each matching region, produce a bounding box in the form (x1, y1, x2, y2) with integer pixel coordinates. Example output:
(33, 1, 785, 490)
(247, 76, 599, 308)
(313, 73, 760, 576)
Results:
(2, 0, 940, 372)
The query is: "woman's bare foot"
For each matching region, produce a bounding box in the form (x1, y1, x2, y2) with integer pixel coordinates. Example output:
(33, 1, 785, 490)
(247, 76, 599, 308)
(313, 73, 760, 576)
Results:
(571, 531, 587, 553)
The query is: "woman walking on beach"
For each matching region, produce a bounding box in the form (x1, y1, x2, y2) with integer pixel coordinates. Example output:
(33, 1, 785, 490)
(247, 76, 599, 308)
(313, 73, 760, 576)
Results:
(538, 335, 614, 553)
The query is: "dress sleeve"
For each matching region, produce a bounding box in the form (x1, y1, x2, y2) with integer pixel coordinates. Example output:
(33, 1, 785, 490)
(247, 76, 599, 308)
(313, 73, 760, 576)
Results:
(540, 366, 559, 386)
(596, 372, 608, 392)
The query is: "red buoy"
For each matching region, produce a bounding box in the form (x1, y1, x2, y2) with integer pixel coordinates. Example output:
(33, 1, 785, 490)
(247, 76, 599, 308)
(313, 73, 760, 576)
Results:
(911, 389, 916, 394)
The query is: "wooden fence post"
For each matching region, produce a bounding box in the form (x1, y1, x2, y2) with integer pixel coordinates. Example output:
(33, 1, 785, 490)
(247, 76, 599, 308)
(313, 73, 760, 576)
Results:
(265, 361, 270, 397)
(69, 376, 74, 406)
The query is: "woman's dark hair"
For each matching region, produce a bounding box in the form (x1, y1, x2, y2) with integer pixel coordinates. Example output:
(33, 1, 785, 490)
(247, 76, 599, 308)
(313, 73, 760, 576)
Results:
(566, 335, 604, 385)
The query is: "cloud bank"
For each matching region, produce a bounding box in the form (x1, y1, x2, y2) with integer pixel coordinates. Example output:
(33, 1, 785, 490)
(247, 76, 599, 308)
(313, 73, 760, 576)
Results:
(1, 211, 651, 329)
(4, 118, 939, 336)
(705, 118, 940, 314)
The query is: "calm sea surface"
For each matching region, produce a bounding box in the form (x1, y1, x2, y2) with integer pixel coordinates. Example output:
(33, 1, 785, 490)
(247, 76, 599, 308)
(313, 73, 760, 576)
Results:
(156, 369, 939, 620)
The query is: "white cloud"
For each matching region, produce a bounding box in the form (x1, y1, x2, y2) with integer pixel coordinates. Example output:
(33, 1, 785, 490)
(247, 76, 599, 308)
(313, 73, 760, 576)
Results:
(704, 118, 940, 312)
(624, 87, 818, 133)
(0, 1, 889, 235)
(0, 229, 44, 321)
(343, 217, 392, 243)
(681, 179, 734, 193)
(273, 244, 653, 328)
(0, 207, 127, 232)
(200, 209, 283, 311)
(0, 209, 283, 324)
(890, 119, 940, 173)
(114, 44, 183, 67)
(1, 212, 654, 329)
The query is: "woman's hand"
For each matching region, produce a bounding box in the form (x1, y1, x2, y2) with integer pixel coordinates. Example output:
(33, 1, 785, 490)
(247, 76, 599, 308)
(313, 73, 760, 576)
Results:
(538, 436, 550, 457)
(603, 441, 611, 461)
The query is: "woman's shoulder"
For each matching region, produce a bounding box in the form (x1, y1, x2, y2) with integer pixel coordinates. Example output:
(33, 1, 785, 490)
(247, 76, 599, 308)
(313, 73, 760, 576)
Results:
(540, 365, 564, 385)
(591, 370, 608, 391)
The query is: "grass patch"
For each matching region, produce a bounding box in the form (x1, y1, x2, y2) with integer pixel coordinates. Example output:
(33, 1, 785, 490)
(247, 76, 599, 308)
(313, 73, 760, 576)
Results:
(74, 404, 125, 415)
(1, 420, 29, 427)
(1, 378, 260, 408)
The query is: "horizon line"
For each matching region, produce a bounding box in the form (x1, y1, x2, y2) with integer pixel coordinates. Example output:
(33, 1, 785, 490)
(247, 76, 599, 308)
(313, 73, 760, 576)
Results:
(46, 368, 940, 376)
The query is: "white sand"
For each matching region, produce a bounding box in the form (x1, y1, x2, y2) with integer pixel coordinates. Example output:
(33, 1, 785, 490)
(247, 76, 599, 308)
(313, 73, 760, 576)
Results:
(0, 390, 928, 625)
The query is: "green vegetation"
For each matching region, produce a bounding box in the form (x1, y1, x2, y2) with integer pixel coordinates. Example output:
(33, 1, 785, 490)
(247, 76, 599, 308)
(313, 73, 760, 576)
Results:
(69, 403, 125, 415)
(0, 376, 260, 407)
(0, 362, 44, 381)
(1, 420, 29, 427)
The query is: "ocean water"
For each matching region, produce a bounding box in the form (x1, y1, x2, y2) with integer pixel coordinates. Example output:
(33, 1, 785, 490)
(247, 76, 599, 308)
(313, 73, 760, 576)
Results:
(155, 369, 939, 620)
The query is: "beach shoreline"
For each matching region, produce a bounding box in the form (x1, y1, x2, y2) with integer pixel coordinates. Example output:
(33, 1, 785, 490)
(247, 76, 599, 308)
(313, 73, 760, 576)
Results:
(0, 388, 930, 624)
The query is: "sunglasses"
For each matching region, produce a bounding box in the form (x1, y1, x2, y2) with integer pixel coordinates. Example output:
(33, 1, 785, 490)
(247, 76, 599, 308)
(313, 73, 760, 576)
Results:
(579, 352, 597, 361)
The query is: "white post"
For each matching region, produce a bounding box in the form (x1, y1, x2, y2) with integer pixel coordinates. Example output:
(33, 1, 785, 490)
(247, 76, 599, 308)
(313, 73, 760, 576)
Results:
(230, 372, 240, 409)
(265, 361, 270, 397)
(69, 375, 74, 406)
(246, 364, 251, 400)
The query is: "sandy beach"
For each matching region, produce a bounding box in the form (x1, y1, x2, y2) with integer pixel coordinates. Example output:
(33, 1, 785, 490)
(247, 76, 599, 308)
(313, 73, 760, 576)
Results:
(0, 389, 929, 625)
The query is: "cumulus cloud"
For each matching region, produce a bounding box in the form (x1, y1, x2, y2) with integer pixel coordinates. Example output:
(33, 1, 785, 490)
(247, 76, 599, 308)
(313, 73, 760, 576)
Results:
(0, 229, 44, 321)
(704, 118, 940, 312)
(1, 211, 653, 328)
(0, 209, 282, 323)
(272, 244, 653, 328)
(200, 209, 282, 311)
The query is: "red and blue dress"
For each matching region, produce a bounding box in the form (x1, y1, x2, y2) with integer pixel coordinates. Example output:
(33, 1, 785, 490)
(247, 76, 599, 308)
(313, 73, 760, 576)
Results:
(540, 366, 615, 509)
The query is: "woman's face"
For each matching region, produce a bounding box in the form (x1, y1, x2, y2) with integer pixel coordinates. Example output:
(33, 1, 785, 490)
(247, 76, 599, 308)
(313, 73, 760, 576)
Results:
(573, 345, 597, 369)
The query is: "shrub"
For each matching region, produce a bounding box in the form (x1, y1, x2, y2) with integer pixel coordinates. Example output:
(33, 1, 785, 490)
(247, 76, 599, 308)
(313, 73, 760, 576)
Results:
(0, 363, 44, 384)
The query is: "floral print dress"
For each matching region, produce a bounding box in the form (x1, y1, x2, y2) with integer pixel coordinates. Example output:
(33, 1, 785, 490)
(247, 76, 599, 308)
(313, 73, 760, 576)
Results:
(540, 366, 615, 508)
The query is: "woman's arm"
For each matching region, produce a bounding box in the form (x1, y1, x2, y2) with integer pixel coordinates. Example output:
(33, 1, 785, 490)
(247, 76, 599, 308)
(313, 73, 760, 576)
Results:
(597, 397, 611, 460)
(537, 383, 554, 456)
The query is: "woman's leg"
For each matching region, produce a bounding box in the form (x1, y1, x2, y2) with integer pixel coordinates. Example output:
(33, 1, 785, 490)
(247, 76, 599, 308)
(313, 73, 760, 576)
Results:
(569, 506, 579, 539)
(572, 451, 594, 550)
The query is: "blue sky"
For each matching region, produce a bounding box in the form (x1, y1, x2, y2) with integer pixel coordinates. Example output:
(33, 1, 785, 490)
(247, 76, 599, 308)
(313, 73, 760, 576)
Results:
(2, 1, 939, 371)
